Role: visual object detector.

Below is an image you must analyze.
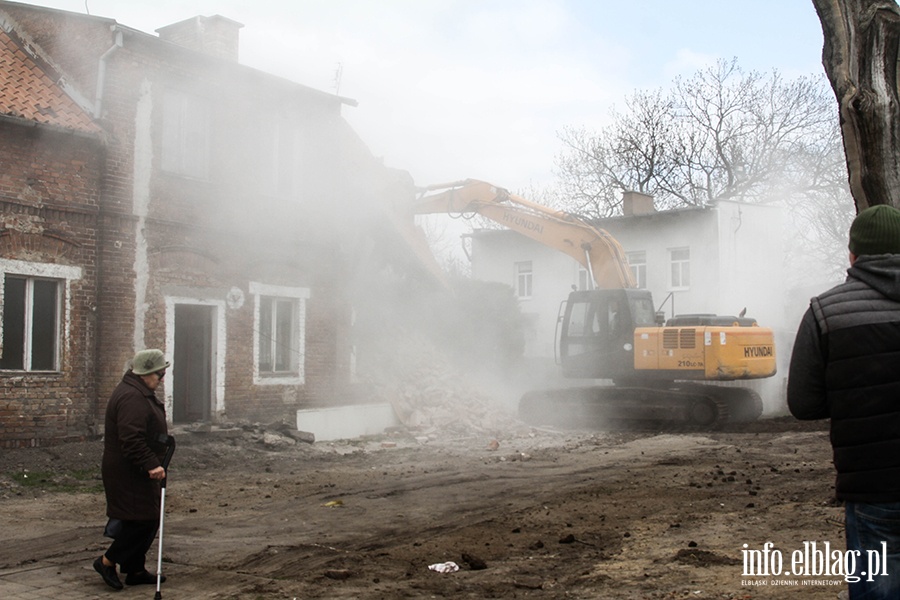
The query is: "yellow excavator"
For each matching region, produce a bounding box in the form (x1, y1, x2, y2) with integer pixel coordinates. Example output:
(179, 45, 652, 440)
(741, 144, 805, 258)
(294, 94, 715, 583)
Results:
(411, 179, 776, 427)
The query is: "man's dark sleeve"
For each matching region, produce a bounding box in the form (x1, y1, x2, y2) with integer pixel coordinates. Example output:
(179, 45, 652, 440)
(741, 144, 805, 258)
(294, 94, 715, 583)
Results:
(786, 308, 829, 420)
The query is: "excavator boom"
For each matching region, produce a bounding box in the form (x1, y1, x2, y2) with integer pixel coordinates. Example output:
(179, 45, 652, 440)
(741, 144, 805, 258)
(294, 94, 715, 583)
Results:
(414, 180, 636, 289)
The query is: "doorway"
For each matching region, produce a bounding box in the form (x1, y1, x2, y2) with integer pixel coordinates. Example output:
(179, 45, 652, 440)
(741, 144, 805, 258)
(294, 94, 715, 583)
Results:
(173, 304, 214, 423)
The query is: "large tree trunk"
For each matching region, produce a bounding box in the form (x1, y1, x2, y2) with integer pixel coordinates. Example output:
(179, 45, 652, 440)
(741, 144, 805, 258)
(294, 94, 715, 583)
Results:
(813, 0, 900, 211)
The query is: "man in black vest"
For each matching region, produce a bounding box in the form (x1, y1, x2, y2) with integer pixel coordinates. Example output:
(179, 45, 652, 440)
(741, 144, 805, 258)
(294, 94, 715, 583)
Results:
(788, 204, 900, 599)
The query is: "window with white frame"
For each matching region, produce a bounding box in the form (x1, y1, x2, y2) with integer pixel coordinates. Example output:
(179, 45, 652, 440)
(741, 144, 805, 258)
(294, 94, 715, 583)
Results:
(161, 90, 210, 179)
(259, 122, 297, 198)
(515, 261, 533, 298)
(669, 247, 690, 289)
(0, 260, 80, 372)
(259, 297, 298, 373)
(626, 251, 647, 289)
(250, 282, 309, 384)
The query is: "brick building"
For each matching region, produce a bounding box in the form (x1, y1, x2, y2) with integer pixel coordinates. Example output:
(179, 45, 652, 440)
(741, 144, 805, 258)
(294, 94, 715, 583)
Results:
(0, 2, 415, 447)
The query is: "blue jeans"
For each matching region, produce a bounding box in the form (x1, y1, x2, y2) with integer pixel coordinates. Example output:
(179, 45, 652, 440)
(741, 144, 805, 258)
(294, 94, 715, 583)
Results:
(845, 502, 900, 599)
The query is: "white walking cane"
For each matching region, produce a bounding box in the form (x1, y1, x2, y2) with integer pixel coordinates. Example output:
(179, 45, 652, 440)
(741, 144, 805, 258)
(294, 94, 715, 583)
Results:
(155, 435, 176, 600)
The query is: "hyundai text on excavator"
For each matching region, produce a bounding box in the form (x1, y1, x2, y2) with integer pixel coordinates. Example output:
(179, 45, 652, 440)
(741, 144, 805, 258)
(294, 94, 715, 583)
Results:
(411, 179, 776, 428)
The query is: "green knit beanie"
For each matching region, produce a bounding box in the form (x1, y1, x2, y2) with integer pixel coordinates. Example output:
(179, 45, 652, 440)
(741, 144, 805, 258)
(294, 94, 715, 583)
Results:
(848, 204, 900, 256)
(131, 349, 170, 375)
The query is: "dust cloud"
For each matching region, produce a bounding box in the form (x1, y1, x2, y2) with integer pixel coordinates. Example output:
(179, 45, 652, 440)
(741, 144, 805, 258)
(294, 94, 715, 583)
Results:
(30, 4, 855, 435)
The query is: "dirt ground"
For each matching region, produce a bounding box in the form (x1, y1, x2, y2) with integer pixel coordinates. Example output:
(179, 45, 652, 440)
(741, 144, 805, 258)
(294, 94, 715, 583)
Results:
(0, 414, 848, 600)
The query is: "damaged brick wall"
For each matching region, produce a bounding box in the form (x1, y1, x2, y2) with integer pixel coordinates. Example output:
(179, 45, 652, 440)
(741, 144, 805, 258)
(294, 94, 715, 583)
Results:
(0, 122, 103, 448)
(90, 37, 359, 426)
(2, 5, 390, 442)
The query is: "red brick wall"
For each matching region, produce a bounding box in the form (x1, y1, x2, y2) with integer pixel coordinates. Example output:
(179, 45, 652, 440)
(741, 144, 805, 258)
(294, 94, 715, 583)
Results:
(0, 122, 103, 448)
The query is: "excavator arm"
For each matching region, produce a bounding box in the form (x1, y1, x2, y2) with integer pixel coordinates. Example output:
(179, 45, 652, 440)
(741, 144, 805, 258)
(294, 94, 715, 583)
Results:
(412, 179, 637, 289)
(411, 178, 773, 428)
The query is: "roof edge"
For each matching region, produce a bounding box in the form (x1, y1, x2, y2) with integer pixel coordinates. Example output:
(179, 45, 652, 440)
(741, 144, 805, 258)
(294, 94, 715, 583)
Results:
(0, 112, 104, 141)
(0, 6, 97, 116)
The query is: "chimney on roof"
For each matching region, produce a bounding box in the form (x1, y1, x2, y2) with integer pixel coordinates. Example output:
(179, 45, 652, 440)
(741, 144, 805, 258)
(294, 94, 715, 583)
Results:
(156, 15, 244, 62)
(622, 191, 656, 217)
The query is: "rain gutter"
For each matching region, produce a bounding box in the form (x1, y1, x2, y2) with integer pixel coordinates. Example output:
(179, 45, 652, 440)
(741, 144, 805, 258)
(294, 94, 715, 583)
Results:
(94, 27, 124, 118)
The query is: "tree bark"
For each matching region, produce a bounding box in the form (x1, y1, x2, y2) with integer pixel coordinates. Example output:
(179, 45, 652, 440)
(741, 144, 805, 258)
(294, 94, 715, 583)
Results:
(813, 0, 900, 211)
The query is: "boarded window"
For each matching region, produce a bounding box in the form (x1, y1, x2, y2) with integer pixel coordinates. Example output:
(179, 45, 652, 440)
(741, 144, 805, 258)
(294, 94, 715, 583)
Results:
(259, 121, 297, 197)
(161, 91, 210, 179)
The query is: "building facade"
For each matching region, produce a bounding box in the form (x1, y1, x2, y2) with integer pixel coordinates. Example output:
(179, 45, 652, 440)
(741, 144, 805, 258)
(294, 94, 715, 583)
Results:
(0, 2, 409, 447)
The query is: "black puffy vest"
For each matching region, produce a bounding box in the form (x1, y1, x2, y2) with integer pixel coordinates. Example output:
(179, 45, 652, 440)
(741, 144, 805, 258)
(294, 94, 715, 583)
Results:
(811, 275, 900, 502)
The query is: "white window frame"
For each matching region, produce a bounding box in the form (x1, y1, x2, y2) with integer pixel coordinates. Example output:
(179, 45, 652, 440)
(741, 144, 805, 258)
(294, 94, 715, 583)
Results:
(259, 120, 298, 198)
(626, 251, 647, 289)
(669, 247, 691, 290)
(249, 282, 310, 385)
(161, 90, 210, 179)
(0, 259, 81, 372)
(515, 261, 533, 299)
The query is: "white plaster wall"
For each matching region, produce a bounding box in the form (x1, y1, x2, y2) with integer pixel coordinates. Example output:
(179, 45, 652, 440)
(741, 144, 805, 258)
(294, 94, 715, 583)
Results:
(713, 201, 787, 331)
(131, 79, 154, 352)
(602, 210, 721, 318)
(472, 230, 579, 358)
(472, 203, 788, 362)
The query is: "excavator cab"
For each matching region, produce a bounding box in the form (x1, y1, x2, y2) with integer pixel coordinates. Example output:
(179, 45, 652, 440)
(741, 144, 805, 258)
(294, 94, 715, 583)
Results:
(559, 289, 656, 380)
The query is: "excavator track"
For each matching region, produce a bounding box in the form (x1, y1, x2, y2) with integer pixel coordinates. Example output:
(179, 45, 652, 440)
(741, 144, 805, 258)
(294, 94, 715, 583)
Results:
(518, 383, 762, 430)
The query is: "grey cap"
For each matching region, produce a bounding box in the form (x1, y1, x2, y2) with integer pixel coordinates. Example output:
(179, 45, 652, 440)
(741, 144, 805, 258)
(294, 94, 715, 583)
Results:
(131, 349, 171, 375)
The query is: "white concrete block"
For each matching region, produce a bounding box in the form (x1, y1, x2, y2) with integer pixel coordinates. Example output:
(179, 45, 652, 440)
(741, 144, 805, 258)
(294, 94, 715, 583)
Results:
(296, 403, 400, 442)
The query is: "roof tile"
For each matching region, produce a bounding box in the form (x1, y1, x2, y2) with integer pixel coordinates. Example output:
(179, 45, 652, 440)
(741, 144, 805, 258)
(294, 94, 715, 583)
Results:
(0, 29, 100, 134)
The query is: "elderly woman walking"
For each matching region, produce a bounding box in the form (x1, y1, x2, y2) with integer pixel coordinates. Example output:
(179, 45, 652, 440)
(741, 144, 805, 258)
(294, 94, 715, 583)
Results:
(93, 349, 171, 590)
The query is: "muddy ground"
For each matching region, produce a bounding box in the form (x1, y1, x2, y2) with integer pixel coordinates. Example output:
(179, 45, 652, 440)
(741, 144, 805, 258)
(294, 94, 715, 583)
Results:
(0, 415, 847, 599)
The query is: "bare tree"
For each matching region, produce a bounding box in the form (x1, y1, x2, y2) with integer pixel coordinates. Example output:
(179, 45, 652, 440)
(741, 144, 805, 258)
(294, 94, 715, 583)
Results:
(553, 58, 854, 285)
(813, 0, 900, 211)
(555, 59, 840, 218)
(557, 89, 677, 216)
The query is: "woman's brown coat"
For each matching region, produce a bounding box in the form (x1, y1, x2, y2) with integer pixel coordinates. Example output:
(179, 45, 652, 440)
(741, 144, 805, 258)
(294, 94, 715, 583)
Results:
(101, 371, 169, 521)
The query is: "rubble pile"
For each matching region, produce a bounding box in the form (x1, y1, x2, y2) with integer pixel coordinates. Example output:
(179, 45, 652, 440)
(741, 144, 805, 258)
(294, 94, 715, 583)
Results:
(358, 330, 521, 436)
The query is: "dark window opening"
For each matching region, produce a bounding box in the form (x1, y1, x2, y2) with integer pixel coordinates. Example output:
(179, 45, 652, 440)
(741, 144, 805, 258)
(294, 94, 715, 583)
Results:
(1, 275, 59, 371)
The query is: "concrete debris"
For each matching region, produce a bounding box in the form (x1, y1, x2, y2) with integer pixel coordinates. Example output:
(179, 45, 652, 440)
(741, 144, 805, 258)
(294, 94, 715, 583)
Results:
(358, 330, 522, 437)
(428, 561, 459, 574)
(185, 422, 212, 433)
(324, 569, 353, 580)
(285, 429, 316, 444)
(171, 422, 315, 447)
(261, 432, 296, 448)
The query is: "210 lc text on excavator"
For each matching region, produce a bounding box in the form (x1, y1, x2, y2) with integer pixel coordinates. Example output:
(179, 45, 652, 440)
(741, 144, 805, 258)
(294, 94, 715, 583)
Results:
(411, 179, 776, 428)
